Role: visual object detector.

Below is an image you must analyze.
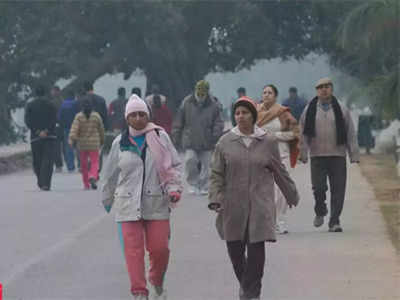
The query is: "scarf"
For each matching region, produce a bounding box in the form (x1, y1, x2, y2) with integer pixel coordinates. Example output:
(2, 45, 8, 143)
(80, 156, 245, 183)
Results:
(303, 96, 347, 145)
(256, 102, 300, 168)
(256, 102, 290, 128)
(123, 122, 177, 189)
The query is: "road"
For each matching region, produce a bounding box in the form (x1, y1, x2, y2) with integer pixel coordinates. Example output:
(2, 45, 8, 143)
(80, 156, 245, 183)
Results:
(0, 162, 398, 299)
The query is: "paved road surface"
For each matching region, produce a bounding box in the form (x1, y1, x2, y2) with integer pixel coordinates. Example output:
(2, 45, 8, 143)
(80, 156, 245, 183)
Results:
(0, 162, 398, 299)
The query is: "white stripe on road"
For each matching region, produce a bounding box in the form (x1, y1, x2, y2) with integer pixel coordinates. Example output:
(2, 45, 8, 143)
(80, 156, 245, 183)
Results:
(2, 213, 108, 286)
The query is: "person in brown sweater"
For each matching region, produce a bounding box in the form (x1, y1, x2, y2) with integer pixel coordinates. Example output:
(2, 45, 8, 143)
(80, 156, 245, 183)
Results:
(299, 77, 359, 232)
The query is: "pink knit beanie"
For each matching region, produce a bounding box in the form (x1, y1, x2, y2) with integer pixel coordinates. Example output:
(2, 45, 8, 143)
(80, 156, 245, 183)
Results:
(125, 94, 150, 119)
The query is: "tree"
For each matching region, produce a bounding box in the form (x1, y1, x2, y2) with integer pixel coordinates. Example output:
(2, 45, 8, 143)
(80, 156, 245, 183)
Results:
(335, 0, 399, 119)
(0, 1, 358, 144)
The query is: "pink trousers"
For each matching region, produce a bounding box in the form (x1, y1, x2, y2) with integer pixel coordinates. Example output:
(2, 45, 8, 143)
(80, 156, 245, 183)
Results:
(79, 150, 99, 188)
(121, 220, 170, 296)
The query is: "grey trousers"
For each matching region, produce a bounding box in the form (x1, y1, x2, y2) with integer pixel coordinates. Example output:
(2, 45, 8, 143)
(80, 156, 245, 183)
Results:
(310, 156, 347, 227)
(184, 149, 212, 190)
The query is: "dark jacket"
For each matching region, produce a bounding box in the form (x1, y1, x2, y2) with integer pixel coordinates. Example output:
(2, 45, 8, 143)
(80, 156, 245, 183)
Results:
(172, 94, 224, 151)
(24, 97, 57, 142)
(282, 96, 307, 121)
(58, 98, 79, 130)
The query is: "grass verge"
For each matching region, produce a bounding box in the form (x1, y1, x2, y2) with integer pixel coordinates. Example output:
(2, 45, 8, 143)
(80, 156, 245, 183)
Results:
(359, 154, 400, 254)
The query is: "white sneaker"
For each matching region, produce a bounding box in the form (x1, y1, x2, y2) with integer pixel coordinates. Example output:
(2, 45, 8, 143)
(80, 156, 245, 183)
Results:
(133, 294, 148, 300)
(276, 221, 289, 234)
(149, 285, 167, 300)
(188, 187, 198, 195)
(199, 189, 208, 196)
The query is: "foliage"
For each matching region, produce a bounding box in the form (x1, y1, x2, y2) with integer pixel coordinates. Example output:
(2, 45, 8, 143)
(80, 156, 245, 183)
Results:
(335, 0, 399, 119)
(2, 0, 394, 144)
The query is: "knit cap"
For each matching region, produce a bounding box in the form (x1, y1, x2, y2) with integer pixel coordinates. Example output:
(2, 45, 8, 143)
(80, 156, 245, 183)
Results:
(195, 80, 210, 94)
(125, 94, 150, 120)
(233, 96, 258, 124)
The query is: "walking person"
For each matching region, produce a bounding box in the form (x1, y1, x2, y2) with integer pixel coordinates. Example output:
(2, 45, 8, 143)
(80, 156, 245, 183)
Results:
(69, 99, 105, 190)
(281, 86, 308, 122)
(24, 86, 57, 191)
(209, 96, 299, 300)
(101, 95, 182, 300)
(58, 89, 79, 172)
(81, 81, 109, 173)
(172, 79, 224, 195)
(50, 85, 64, 172)
(109, 87, 128, 132)
(151, 95, 173, 135)
(231, 87, 246, 127)
(299, 77, 360, 232)
(257, 84, 300, 234)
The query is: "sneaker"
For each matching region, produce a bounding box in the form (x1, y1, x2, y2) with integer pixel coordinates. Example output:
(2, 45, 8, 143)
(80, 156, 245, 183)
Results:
(55, 167, 62, 173)
(40, 186, 50, 191)
(188, 187, 198, 195)
(199, 189, 208, 196)
(328, 224, 343, 232)
(313, 215, 324, 227)
(133, 294, 148, 300)
(276, 221, 289, 234)
(89, 178, 97, 190)
(149, 285, 167, 300)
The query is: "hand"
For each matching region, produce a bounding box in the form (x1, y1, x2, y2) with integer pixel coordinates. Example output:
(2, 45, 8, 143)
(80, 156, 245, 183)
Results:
(39, 130, 48, 138)
(68, 141, 74, 147)
(169, 191, 181, 203)
(104, 205, 111, 213)
(209, 203, 223, 212)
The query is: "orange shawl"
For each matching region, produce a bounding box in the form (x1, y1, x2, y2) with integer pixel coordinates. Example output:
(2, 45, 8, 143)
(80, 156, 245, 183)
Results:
(257, 103, 300, 168)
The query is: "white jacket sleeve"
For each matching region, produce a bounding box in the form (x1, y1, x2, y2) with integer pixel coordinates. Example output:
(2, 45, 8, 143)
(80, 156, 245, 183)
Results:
(100, 136, 121, 211)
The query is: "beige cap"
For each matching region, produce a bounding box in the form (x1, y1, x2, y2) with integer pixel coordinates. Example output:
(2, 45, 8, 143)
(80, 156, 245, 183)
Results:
(315, 77, 333, 88)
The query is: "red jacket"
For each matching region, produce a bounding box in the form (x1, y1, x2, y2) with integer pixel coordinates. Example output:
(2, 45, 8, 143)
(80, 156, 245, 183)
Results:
(152, 104, 173, 134)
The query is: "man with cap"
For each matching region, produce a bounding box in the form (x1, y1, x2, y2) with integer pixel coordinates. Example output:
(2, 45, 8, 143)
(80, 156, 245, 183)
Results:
(299, 77, 359, 232)
(282, 86, 307, 121)
(172, 79, 224, 195)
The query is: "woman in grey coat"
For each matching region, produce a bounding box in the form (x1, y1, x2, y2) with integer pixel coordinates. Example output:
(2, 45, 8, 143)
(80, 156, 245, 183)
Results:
(208, 96, 299, 300)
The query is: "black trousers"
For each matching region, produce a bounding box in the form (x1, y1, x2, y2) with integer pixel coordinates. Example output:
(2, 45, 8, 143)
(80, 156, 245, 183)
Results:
(226, 239, 265, 299)
(311, 156, 347, 227)
(54, 124, 64, 168)
(53, 138, 63, 168)
(31, 139, 56, 189)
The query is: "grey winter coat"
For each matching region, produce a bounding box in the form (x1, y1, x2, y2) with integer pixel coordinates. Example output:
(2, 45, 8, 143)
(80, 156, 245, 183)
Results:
(101, 130, 182, 222)
(209, 130, 299, 243)
(172, 94, 224, 151)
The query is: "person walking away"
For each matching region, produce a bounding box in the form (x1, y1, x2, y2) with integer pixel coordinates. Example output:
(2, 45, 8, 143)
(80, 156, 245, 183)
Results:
(145, 84, 167, 107)
(109, 87, 128, 132)
(50, 85, 64, 172)
(101, 94, 182, 300)
(209, 96, 299, 300)
(172, 79, 224, 195)
(281, 87, 307, 122)
(69, 99, 105, 190)
(24, 86, 57, 191)
(151, 95, 173, 135)
(357, 108, 374, 154)
(58, 89, 79, 172)
(299, 77, 360, 232)
(231, 87, 246, 127)
(257, 84, 300, 234)
(82, 81, 109, 173)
